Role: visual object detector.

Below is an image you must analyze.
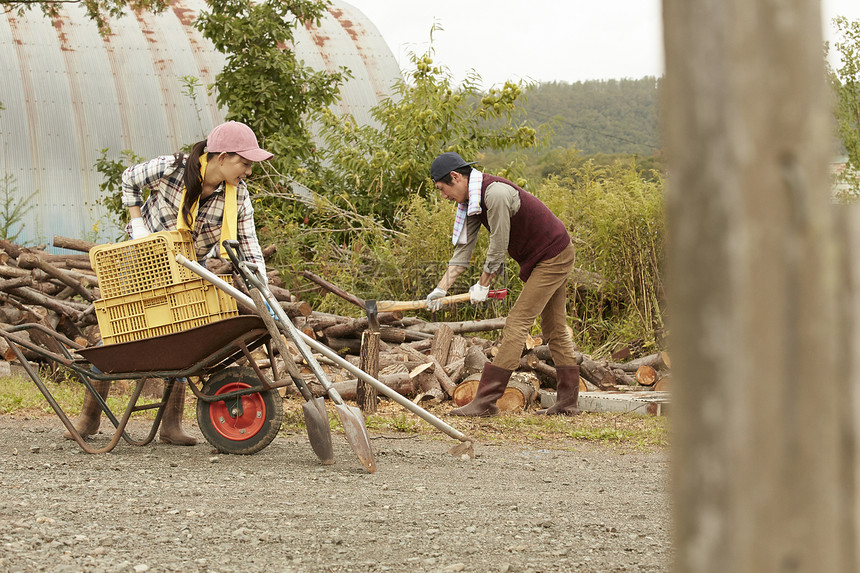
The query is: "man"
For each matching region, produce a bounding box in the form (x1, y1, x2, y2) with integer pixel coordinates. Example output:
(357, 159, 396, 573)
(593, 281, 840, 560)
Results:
(426, 152, 580, 417)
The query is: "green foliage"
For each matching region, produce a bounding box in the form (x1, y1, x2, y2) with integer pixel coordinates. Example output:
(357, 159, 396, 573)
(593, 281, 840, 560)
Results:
(539, 160, 665, 354)
(480, 78, 664, 182)
(179, 75, 208, 141)
(94, 148, 145, 240)
(0, 172, 34, 243)
(830, 16, 860, 196)
(527, 78, 661, 155)
(196, 0, 349, 175)
(1, 0, 170, 35)
(314, 37, 538, 223)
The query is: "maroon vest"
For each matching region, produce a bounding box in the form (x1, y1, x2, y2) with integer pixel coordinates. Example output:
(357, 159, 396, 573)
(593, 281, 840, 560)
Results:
(477, 174, 571, 280)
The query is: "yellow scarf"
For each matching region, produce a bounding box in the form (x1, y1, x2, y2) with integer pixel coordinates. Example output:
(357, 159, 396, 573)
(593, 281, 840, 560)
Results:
(177, 154, 238, 258)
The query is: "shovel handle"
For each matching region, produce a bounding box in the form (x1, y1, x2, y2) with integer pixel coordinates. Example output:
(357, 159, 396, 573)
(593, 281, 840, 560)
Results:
(376, 289, 507, 312)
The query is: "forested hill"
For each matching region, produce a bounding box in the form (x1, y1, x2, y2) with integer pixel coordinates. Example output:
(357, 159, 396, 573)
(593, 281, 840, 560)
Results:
(523, 77, 661, 156)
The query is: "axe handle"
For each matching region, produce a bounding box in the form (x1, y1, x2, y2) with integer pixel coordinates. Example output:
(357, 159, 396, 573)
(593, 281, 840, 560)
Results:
(376, 289, 506, 312)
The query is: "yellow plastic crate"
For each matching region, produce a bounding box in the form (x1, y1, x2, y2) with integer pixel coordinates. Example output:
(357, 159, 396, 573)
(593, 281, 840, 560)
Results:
(94, 277, 238, 345)
(90, 230, 198, 298)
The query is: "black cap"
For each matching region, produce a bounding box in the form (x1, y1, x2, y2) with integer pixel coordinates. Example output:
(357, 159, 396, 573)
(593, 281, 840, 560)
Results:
(430, 152, 477, 182)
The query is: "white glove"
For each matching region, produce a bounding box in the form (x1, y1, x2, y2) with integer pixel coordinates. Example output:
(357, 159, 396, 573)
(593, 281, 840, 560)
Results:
(469, 282, 490, 304)
(425, 287, 447, 312)
(130, 217, 150, 240)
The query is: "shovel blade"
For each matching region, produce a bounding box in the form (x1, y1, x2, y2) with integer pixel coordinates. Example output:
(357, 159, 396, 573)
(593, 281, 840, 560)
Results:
(302, 397, 335, 465)
(335, 404, 377, 474)
(448, 439, 475, 459)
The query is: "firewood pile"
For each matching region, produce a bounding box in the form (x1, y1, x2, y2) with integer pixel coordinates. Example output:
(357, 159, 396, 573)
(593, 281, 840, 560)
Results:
(0, 236, 671, 411)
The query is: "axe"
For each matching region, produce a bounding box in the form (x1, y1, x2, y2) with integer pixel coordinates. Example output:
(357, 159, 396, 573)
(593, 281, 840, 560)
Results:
(374, 289, 508, 313)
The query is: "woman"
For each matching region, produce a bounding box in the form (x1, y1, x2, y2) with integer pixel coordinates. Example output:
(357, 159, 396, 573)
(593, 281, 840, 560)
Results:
(67, 121, 273, 445)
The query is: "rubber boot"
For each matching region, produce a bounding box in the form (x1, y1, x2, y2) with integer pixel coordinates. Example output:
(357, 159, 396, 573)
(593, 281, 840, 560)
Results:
(449, 363, 512, 417)
(64, 380, 110, 439)
(159, 382, 197, 446)
(536, 365, 582, 416)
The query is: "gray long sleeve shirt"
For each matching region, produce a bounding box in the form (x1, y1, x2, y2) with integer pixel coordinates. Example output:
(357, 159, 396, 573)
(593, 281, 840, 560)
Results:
(448, 180, 521, 274)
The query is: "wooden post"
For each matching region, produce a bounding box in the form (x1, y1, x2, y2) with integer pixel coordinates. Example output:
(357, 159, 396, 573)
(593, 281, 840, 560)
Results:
(357, 330, 379, 413)
(663, 0, 857, 571)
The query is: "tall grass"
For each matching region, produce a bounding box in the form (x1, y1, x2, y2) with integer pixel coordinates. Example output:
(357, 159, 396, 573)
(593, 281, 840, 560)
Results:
(540, 159, 665, 354)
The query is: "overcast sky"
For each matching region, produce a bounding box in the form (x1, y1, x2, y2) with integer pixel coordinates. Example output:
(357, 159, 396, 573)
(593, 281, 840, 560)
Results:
(343, 0, 860, 88)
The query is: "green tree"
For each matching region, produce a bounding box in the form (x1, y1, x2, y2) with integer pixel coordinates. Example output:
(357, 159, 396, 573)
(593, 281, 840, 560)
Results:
(196, 0, 349, 174)
(0, 0, 169, 35)
(313, 41, 539, 223)
(830, 16, 860, 194)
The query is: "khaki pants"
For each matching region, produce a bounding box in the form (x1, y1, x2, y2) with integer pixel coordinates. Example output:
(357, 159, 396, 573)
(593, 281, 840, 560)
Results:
(492, 242, 578, 370)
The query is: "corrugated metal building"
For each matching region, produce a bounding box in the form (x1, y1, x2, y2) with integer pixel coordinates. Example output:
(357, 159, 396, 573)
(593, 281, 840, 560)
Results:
(0, 0, 400, 248)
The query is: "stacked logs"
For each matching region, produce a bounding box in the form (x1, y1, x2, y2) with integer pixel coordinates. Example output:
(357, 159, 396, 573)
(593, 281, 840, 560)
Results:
(0, 236, 671, 409)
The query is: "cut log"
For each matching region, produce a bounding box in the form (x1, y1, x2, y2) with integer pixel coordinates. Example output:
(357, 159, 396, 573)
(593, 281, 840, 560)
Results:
(463, 344, 490, 376)
(261, 244, 277, 259)
(653, 375, 670, 392)
(333, 371, 415, 401)
(608, 352, 670, 373)
(444, 357, 465, 385)
(452, 373, 537, 412)
(18, 253, 97, 302)
(430, 324, 454, 365)
(398, 342, 456, 397)
(447, 335, 468, 365)
(52, 235, 96, 253)
(357, 329, 379, 413)
(612, 369, 637, 386)
(321, 313, 401, 338)
(400, 317, 507, 335)
(518, 352, 559, 380)
(636, 364, 659, 386)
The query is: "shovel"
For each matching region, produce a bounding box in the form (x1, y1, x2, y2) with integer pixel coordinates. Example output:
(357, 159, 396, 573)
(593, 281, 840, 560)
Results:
(176, 255, 476, 460)
(222, 242, 377, 474)
(246, 287, 334, 465)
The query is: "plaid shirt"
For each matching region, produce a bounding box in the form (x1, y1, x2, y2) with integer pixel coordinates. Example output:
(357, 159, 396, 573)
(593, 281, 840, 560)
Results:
(121, 154, 266, 269)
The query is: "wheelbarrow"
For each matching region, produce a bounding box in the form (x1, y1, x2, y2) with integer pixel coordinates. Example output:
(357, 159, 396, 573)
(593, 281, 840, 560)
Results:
(0, 316, 299, 456)
(177, 242, 476, 461)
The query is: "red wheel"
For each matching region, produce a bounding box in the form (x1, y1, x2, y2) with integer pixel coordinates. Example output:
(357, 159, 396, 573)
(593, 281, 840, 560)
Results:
(208, 381, 266, 440)
(196, 367, 283, 454)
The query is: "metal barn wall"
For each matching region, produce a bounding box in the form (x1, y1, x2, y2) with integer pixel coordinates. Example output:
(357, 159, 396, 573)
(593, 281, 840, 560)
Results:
(0, 0, 401, 248)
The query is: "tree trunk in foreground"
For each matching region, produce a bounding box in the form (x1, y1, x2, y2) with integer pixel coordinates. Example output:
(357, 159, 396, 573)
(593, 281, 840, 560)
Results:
(663, 0, 857, 571)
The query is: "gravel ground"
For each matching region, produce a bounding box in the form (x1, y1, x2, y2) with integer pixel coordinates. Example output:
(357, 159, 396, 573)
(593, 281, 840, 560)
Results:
(0, 413, 671, 573)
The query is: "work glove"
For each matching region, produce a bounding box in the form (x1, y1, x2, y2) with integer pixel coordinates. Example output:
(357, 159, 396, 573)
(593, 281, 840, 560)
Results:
(469, 282, 490, 304)
(130, 217, 150, 240)
(425, 287, 447, 312)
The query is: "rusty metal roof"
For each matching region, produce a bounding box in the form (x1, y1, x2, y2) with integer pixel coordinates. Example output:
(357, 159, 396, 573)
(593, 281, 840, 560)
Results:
(0, 0, 401, 247)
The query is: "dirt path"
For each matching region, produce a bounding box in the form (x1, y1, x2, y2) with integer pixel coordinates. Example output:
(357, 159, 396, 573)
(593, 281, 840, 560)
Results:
(0, 414, 670, 572)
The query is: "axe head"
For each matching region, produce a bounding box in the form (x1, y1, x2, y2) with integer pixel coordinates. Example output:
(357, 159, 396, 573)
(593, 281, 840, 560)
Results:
(487, 288, 508, 300)
(365, 299, 380, 331)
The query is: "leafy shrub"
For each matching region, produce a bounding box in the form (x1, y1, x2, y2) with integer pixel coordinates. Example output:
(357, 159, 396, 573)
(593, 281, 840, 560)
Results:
(540, 160, 665, 354)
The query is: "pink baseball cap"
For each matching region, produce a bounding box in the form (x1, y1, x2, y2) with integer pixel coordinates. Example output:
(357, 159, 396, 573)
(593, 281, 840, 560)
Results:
(207, 121, 274, 162)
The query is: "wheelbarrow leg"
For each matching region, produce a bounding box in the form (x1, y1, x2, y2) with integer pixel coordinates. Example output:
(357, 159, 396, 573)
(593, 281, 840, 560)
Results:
(66, 366, 160, 447)
(14, 348, 147, 453)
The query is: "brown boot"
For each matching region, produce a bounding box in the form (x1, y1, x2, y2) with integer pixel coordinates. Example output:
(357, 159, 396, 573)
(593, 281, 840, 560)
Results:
(450, 363, 512, 417)
(159, 382, 197, 446)
(536, 365, 582, 416)
(64, 380, 110, 439)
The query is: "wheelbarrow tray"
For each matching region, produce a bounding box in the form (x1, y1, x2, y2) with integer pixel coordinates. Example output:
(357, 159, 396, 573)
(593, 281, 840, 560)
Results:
(77, 315, 268, 374)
